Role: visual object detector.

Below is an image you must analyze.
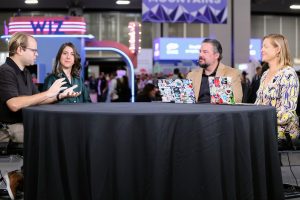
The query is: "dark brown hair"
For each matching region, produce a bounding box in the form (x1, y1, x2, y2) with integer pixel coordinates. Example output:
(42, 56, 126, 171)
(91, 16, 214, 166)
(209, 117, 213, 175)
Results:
(53, 42, 81, 77)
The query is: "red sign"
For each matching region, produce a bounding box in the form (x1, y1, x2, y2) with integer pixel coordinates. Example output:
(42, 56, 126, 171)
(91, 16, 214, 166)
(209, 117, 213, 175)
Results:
(8, 16, 86, 35)
(128, 22, 141, 54)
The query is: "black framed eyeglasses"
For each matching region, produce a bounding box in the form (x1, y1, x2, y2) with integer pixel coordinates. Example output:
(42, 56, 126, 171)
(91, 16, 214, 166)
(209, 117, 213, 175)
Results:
(24, 47, 38, 54)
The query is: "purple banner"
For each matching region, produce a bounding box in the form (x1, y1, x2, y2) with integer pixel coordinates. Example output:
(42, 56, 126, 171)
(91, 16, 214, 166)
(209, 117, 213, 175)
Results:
(142, 0, 227, 24)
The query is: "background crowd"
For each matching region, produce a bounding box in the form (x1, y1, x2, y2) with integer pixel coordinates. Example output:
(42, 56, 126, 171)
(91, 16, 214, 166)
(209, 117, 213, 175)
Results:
(82, 66, 266, 104)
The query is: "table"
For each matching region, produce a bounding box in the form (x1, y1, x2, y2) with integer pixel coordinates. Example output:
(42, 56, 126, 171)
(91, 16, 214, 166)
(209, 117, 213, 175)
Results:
(23, 103, 284, 200)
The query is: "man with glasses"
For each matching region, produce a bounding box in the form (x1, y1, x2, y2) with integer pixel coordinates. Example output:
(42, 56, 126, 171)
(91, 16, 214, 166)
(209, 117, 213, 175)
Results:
(0, 32, 80, 199)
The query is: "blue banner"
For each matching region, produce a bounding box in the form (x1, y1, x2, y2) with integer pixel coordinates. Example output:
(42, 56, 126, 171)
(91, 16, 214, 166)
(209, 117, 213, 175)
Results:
(250, 38, 262, 61)
(142, 0, 227, 24)
(153, 38, 204, 60)
(154, 38, 262, 61)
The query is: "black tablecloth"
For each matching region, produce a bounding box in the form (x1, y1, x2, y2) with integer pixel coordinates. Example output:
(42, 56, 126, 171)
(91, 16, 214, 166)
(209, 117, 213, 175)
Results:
(23, 103, 283, 200)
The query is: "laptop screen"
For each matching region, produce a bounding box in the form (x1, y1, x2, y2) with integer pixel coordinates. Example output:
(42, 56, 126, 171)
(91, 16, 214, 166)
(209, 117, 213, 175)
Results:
(158, 79, 196, 104)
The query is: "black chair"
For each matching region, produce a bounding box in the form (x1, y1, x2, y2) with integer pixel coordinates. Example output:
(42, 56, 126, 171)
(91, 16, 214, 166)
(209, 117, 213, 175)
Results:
(279, 132, 300, 199)
(7, 141, 23, 157)
(279, 150, 300, 199)
(0, 142, 10, 155)
(0, 140, 23, 157)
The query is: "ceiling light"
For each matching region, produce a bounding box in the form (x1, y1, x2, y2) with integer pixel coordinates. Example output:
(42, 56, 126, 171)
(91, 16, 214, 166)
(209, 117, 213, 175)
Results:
(290, 5, 300, 9)
(25, 0, 38, 4)
(116, 0, 130, 5)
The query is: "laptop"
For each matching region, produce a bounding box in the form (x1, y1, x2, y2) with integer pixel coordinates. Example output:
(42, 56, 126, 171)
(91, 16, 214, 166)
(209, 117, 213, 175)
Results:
(208, 77, 235, 104)
(157, 79, 196, 103)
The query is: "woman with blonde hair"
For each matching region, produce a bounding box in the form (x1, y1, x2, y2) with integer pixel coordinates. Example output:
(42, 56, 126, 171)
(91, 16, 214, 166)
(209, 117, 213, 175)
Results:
(255, 34, 299, 149)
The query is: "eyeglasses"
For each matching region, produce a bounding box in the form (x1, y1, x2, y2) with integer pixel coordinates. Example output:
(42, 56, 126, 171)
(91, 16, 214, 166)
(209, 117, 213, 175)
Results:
(24, 47, 38, 54)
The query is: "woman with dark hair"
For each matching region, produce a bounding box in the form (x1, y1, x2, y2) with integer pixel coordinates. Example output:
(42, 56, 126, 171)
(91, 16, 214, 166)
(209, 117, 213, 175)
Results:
(43, 42, 91, 103)
(136, 83, 158, 102)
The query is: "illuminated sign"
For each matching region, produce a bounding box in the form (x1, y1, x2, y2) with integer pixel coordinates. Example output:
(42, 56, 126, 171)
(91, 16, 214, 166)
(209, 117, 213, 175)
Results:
(8, 16, 86, 35)
(153, 38, 203, 60)
(249, 38, 262, 61)
(128, 22, 142, 54)
(154, 38, 262, 61)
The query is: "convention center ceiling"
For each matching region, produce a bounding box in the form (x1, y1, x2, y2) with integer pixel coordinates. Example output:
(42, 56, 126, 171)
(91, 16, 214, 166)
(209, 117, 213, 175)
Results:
(0, 0, 298, 15)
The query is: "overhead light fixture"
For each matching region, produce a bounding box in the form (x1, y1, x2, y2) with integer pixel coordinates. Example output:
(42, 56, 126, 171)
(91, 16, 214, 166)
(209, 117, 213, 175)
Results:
(290, 4, 300, 9)
(116, 0, 130, 5)
(25, 0, 38, 4)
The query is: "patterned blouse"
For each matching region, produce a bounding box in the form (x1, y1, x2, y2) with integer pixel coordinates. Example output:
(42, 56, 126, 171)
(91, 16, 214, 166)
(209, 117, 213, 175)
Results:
(255, 66, 299, 139)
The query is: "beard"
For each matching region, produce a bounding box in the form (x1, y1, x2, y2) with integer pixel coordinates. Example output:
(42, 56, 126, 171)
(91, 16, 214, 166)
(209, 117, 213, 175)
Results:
(198, 60, 208, 69)
(199, 63, 209, 69)
(198, 59, 209, 69)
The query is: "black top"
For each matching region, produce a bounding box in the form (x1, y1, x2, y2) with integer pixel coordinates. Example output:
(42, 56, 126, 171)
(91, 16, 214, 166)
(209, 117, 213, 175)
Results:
(248, 75, 261, 103)
(0, 57, 38, 123)
(136, 93, 153, 102)
(198, 70, 217, 103)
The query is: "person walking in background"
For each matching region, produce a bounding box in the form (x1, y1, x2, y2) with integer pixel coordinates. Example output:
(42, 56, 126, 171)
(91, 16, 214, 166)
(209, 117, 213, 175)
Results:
(171, 68, 183, 79)
(43, 42, 91, 103)
(241, 71, 251, 103)
(0, 32, 79, 200)
(88, 73, 98, 102)
(248, 66, 262, 103)
(187, 38, 243, 103)
(97, 72, 108, 102)
(255, 34, 299, 150)
(106, 72, 119, 102)
(116, 75, 131, 102)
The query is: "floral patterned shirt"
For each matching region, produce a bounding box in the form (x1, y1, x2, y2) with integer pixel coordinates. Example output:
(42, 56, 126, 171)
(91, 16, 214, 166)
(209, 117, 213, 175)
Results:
(255, 66, 299, 139)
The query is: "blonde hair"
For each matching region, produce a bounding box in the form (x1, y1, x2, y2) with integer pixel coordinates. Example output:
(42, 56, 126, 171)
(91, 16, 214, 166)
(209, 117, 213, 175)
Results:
(263, 34, 292, 68)
(8, 32, 35, 57)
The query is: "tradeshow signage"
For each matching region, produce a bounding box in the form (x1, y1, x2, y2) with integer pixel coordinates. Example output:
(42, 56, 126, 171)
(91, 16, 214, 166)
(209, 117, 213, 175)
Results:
(142, 0, 227, 24)
(154, 37, 263, 61)
(136, 49, 153, 74)
(128, 22, 142, 54)
(153, 38, 204, 61)
(250, 38, 262, 61)
(8, 16, 86, 35)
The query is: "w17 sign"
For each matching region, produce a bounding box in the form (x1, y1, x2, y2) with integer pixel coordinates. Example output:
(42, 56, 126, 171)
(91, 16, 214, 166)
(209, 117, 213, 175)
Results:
(142, 0, 227, 24)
